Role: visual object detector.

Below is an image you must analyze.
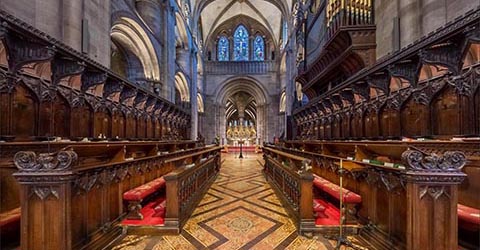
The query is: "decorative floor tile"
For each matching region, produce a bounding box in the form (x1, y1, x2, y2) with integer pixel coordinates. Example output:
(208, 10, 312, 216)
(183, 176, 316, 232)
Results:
(111, 153, 349, 250)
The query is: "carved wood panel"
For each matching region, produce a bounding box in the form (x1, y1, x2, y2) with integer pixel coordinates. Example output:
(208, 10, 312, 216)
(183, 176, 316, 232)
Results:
(400, 97, 428, 137)
(126, 113, 136, 138)
(13, 84, 37, 139)
(71, 105, 92, 138)
(380, 108, 401, 138)
(432, 86, 460, 136)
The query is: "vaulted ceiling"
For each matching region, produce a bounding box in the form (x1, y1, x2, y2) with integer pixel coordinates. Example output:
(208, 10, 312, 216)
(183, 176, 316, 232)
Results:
(195, 0, 291, 45)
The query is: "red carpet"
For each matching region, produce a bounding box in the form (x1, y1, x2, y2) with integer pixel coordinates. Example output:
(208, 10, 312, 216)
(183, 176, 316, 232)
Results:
(121, 197, 165, 226)
(314, 199, 341, 226)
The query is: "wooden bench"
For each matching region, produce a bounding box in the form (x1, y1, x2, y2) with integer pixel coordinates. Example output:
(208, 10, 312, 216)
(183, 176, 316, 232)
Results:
(123, 177, 166, 220)
(312, 175, 362, 225)
(312, 175, 362, 204)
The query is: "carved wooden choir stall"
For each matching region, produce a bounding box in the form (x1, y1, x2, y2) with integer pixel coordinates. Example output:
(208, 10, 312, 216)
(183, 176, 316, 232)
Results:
(266, 6, 480, 250)
(0, 10, 221, 250)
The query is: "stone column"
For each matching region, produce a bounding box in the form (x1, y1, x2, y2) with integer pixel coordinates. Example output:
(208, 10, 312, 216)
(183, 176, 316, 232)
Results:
(190, 49, 198, 140)
(62, 0, 82, 52)
(219, 104, 226, 145)
(165, 3, 177, 102)
(285, 46, 296, 138)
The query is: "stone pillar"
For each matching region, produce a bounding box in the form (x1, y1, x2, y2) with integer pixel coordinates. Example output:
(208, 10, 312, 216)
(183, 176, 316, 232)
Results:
(219, 104, 226, 145)
(256, 104, 265, 144)
(285, 46, 296, 138)
(401, 150, 467, 250)
(190, 49, 198, 140)
(165, 3, 177, 102)
(13, 151, 78, 250)
(62, 0, 82, 52)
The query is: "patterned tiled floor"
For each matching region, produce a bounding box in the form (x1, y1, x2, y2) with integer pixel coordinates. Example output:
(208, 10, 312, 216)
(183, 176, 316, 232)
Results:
(110, 153, 361, 250)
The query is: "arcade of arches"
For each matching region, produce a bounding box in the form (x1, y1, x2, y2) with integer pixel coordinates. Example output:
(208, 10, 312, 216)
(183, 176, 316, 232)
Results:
(0, 0, 479, 250)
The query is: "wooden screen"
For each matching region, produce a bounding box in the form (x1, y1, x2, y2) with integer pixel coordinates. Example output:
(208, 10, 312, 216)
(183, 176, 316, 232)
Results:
(400, 98, 428, 137)
(14, 84, 37, 139)
(432, 87, 460, 136)
(71, 105, 92, 138)
(380, 108, 400, 138)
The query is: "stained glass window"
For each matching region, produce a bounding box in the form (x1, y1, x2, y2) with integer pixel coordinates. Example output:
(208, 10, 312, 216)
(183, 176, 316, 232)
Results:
(217, 36, 229, 61)
(233, 25, 249, 61)
(253, 35, 264, 61)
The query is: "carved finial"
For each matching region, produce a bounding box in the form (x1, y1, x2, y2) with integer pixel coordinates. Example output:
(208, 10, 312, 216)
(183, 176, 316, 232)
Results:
(401, 150, 466, 172)
(14, 150, 78, 171)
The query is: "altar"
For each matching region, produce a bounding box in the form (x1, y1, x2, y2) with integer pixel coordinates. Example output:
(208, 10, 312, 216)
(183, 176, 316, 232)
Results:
(226, 120, 257, 146)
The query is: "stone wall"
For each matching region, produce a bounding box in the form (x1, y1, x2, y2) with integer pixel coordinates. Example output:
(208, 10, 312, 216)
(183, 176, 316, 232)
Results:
(202, 72, 284, 145)
(375, 0, 480, 59)
(0, 0, 111, 66)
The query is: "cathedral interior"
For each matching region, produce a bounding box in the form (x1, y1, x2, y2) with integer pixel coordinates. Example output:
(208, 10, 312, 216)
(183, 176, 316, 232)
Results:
(0, 0, 479, 249)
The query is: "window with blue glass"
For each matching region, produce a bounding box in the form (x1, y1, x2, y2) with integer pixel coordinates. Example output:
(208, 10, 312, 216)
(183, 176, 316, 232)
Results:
(253, 35, 264, 61)
(233, 25, 249, 61)
(217, 36, 229, 61)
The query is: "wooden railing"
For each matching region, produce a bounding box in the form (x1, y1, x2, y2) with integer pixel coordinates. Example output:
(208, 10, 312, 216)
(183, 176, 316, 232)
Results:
(164, 147, 221, 231)
(262, 146, 315, 234)
(264, 142, 468, 250)
(0, 140, 198, 213)
(11, 143, 221, 249)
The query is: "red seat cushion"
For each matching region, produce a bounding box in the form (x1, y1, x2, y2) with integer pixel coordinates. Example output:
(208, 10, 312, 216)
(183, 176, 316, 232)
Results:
(458, 204, 480, 231)
(313, 199, 326, 212)
(313, 175, 362, 204)
(0, 207, 21, 227)
(123, 177, 166, 201)
(153, 199, 167, 217)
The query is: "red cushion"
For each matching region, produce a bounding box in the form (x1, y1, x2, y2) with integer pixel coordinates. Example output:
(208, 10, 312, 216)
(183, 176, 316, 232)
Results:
(458, 204, 480, 230)
(123, 177, 166, 201)
(313, 199, 326, 212)
(0, 207, 21, 227)
(313, 176, 362, 204)
(153, 199, 167, 217)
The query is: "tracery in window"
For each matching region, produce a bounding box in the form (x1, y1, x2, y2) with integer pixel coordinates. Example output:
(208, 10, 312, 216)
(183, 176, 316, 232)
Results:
(217, 36, 229, 61)
(253, 35, 264, 61)
(233, 25, 249, 61)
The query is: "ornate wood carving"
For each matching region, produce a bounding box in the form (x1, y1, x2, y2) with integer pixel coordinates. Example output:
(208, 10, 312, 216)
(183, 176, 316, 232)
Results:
(134, 92, 147, 109)
(330, 94, 343, 110)
(120, 87, 137, 103)
(419, 41, 463, 75)
(103, 78, 123, 99)
(412, 77, 446, 105)
(4, 34, 55, 72)
(14, 151, 78, 171)
(145, 96, 157, 112)
(385, 88, 412, 110)
(339, 88, 355, 106)
(81, 69, 107, 92)
(419, 186, 450, 200)
(402, 150, 466, 172)
(30, 186, 60, 200)
(387, 60, 420, 88)
(351, 81, 370, 101)
(448, 66, 480, 96)
(366, 72, 390, 95)
(51, 56, 85, 86)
